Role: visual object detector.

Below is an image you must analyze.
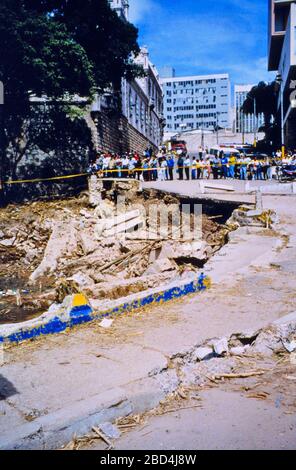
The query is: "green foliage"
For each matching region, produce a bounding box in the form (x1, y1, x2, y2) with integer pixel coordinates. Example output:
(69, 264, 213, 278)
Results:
(22, 0, 142, 90)
(242, 81, 278, 127)
(0, 0, 142, 188)
(64, 105, 87, 121)
(242, 80, 280, 149)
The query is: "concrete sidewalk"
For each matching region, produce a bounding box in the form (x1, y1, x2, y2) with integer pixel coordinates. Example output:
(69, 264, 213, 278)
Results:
(1, 195, 296, 449)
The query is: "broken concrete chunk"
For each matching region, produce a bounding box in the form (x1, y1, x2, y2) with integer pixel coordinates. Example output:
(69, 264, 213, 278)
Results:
(88, 175, 103, 207)
(69, 272, 95, 289)
(0, 237, 16, 247)
(79, 209, 93, 219)
(99, 319, 114, 329)
(98, 422, 121, 440)
(145, 258, 175, 275)
(104, 216, 144, 238)
(193, 347, 214, 361)
(30, 220, 78, 282)
(282, 340, 296, 353)
(94, 200, 115, 219)
(212, 338, 229, 356)
(104, 210, 141, 231)
(78, 230, 99, 255)
(230, 346, 248, 356)
(252, 330, 282, 356)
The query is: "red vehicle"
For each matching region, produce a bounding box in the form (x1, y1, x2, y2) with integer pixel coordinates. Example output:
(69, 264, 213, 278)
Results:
(169, 139, 187, 155)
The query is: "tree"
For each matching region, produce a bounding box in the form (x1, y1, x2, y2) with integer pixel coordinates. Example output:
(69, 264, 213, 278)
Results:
(242, 81, 278, 128)
(0, 0, 94, 196)
(242, 81, 280, 149)
(23, 0, 142, 90)
(0, 0, 142, 202)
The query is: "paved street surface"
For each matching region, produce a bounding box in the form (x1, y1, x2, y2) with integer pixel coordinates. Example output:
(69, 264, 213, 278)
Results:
(1, 186, 296, 449)
(87, 389, 296, 451)
(142, 179, 291, 201)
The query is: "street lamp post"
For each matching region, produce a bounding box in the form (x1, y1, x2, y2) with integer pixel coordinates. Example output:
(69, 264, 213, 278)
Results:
(276, 73, 285, 159)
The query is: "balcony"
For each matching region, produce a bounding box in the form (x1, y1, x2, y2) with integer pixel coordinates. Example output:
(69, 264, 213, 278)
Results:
(268, 0, 293, 70)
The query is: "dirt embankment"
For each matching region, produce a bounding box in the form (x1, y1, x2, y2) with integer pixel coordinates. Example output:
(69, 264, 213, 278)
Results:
(0, 183, 233, 324)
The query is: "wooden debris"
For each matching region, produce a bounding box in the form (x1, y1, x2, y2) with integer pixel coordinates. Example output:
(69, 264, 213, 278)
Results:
(211, 371, 266, 381)
(92, 426, 113, 449)
(246, 392, 270, 400)
(154, 404, 202, 416)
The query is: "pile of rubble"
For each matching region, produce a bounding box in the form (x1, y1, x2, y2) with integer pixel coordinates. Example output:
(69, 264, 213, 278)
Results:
(0, 179, 233, 324)
(229, 192, 278, 229)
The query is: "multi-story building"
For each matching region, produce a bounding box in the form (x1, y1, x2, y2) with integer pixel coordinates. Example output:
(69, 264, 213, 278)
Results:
(105, 0, 164, 149)
(160, 72, 231, 134)
(108, 0, 129, 20)
(235, 85, 264, 134)
(121, 47, 164, 147)
(268, 0, 296, 149)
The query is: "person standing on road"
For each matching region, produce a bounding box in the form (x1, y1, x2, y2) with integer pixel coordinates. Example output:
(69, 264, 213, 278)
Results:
(184, 155, 191, 180)
(220, 152, 228, 179)
(122, 154, 129, 178)
(167, 154, 175, 181)
(239, 153, 249, 180)
(211, 155, 220, 180)
(177, 155, 184, 180)
(150, 156, 158, 181)
(191, 157, 198, 180)
(158, 158, 168, 181)
(196, 158, 202, 180)
(228, 154, 236, 179)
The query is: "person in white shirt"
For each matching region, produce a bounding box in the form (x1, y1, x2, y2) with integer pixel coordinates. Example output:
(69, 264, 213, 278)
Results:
(121, 155, 129, 178)
(158, 158, 168, 181)
(128, 157, 136, 178)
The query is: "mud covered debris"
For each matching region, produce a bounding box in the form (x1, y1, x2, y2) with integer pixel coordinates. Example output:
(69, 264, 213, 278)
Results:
(0, 182, 234, 324)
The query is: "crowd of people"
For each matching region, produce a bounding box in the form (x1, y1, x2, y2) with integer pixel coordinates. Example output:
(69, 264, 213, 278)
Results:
(87, 146, 296, 182)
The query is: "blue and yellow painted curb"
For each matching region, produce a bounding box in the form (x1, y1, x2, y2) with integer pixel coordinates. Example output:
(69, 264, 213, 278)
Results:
(0, 274, 211, 345)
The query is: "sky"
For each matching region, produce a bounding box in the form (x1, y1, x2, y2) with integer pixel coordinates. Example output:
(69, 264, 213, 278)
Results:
(129, 0, 274, 85)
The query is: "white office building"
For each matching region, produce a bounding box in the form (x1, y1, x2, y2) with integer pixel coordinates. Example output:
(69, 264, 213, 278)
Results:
(160, 73, 231, 134)
(235, 85, 264, 134)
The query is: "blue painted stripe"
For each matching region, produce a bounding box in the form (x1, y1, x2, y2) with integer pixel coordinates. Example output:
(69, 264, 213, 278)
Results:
(0, 274, 210, 344)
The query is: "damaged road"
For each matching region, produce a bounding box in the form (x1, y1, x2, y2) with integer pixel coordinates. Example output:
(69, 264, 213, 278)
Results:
(0, 180, 231, 324)
(0, 193, 296, 449)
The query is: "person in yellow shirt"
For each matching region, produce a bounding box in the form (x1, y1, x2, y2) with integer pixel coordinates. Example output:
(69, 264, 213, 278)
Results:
(228, 154, 237, 179)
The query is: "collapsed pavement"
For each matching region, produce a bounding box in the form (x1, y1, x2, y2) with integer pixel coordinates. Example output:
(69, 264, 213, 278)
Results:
(1, 308, 296, 450)
(1, 188, 295, 450)
(0, 178, 234, 326)
(64, 311, 296, 450)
